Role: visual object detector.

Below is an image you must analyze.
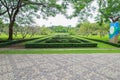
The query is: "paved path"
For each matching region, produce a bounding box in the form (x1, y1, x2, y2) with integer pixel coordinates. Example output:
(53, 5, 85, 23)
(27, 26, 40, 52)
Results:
(0, 54, 120, 80)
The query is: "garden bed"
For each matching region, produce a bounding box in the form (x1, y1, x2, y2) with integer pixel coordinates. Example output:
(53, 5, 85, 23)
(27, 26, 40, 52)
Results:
(25, 35, 97, 48)
(83, 37, 120, 47)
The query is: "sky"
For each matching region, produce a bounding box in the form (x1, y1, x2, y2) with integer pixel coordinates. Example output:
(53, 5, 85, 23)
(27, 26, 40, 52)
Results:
(35, 15, 78, 27)
(34, 0, 98, 27)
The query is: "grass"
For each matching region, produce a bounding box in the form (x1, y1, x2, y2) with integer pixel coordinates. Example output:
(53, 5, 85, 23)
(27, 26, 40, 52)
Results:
(0, 34, 120, 54)
(75, 36, 116, 48)
(86, 35, 120, 41)
(0, 33, 8, 40)
(0, 48, 120, 54)
(13, 34, 42, 39)
(0, 33, 46, 40)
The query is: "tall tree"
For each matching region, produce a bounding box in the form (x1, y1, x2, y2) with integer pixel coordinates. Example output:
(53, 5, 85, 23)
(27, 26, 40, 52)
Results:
(0, 0, 64, 40)
(0, 0, 94, 40)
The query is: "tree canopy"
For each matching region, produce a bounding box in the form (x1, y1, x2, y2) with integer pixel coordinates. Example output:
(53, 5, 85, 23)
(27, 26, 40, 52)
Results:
(0, 0, 65, 40)
(97, 0, 120, 22)
(0, 0, 94, 40)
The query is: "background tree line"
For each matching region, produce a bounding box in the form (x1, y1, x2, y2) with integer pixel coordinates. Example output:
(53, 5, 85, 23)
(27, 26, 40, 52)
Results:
(0, 18, 112, 39)
(1, 0, 120, 40)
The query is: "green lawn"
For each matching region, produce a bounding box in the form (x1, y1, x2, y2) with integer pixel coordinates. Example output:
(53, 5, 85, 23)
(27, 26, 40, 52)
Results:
(74, 36, 117, 48)
(0, 33, 44, 40)
(0, 48, 120, 54)
(85, 35, 120, 41)
(0, 34, 120, 54)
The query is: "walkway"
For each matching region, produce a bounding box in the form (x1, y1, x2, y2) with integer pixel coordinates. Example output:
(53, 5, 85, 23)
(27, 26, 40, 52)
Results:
(0, 54, 120, 80)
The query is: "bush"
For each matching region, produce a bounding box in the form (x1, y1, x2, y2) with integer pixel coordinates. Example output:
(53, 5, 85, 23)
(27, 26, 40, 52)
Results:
(25, 43, 97, 48)
(45, 39, 70, 43)
(45, 37, 90, 43)
(83, 37, 120, 47)
(0, 38, 39, 48)
(35, 37, 52, 43)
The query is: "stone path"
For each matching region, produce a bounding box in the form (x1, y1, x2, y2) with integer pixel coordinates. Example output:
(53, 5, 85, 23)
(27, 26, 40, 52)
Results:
(0, 54, 120, 80)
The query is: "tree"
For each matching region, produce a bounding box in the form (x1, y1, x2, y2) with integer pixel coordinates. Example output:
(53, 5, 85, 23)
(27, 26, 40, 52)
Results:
(50, 25, 69, 33)
(66, 0, 94, 22)
(96, 23, 109, 37)
(0, 0, 94, 40)
(0, 0, 64, 40)
(39, 26, 53, 35)
(79, 22, 93, 36)
(0, 19, 4, 35)
(97, 0, 120, 22)
(13, 22, 19, 37)
(28, 27, 40, 38)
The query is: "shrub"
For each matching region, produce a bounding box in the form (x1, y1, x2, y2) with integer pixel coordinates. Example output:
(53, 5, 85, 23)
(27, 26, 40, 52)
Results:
(25, 43, 97, 48)
(35, 37, 52, 43)
(83, 37, 120, 47)
(0, 38, 39, 48)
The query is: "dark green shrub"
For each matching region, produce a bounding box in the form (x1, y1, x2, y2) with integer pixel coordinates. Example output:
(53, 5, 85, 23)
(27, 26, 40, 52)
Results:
(25, 43, 97, 48)
(35, 37, 52, 43)
(45, 39, 70, 43)
(0, 38, 39, 48)
(83, 37, 120, 47)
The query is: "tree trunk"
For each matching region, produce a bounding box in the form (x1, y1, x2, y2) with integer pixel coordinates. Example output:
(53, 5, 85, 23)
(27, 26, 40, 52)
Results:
(8, 21, 14, 40)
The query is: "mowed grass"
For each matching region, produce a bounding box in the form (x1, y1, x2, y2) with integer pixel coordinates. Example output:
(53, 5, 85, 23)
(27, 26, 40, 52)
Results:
(0, 48, 120, 54)
(0, 33, 42, 40)
(0, 33, 8, 40)
(86, 35, 120, 41)
(0, 34, 120, 54)
(75, 36, 117, 49)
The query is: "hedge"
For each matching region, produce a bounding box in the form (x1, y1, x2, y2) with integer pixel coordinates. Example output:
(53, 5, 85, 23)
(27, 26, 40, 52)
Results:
(83, 37, 120, 47)
(25, 43, 97, 48)
(0, 38, 39, 48)
(71, 37, 89, 43)
(35, 37, 52, 43)
(44, 37, 90, 43)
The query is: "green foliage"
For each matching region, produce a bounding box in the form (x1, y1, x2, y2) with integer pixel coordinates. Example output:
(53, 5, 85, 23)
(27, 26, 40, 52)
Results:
(68, 27, 78, 35)
(0, 38, 39, 48)
(35, 36, 52, 43)
(97, 0, 120, 22)
(45, 37, 87, 43)
(77, 22, 109, 37)
(0, 0, 72, 40)
(0, 21, 9, 36)
(39, 26, 54, 35)
(68, 0, 94, 16)
(84, 37, 120, 47)
(50, 25, 69, 33)
(25, 43, 97, 48)
(25, 34, 97, 48)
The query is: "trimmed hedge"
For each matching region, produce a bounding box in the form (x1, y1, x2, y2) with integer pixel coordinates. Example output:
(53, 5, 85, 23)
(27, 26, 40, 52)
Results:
(0, 40, 8, 43)
(83, 37, 120, 47)
(35, 37, 52, 43)
(72, 37, 89, 43)
(45, 39, 70, 43)
(45, 38, 84, 43)
(44, 37, 90, 43)
(0, 38, 39, 48)
(25, 43, 97, 48)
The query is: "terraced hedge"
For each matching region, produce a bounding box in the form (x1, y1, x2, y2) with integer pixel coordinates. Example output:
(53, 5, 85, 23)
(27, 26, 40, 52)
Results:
(83, 37, 120, 47)
(25, 35, 97, 48)
(0, 38, 39, 48)
(25, 43, 97, 48)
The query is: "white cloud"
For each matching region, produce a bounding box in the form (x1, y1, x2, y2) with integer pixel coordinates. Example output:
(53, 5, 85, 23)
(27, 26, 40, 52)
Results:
(35, 14, 78, 27)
